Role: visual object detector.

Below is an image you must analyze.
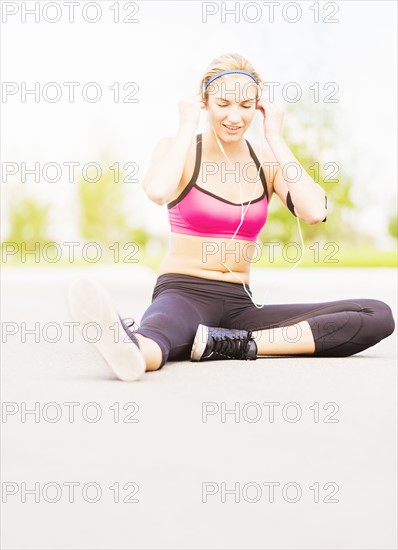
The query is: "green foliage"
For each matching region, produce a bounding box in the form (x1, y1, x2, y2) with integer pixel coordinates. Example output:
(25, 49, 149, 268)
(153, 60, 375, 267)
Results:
(2, 197, 55, 248)
(127, 227, 151, 249)
(388, 213, 397, 240)
(77, 161, 131, 247)
(76, 159, 157, 262)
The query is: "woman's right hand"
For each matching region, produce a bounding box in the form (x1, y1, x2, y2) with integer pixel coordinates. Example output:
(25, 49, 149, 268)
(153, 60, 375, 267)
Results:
(178, 93, 206, 129)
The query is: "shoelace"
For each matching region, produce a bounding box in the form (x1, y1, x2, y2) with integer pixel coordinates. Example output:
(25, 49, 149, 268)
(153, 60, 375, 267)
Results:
(118, 315, 141, 348)
(210, 331, 253, 359)
(118, 315, 138, 332)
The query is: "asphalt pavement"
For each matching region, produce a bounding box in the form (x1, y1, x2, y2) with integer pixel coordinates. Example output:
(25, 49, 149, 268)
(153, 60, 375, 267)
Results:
(1, 266, 397, 550)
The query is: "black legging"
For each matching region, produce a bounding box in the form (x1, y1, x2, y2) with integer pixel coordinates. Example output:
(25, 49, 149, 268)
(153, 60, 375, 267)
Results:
(131, 273, 396, 368)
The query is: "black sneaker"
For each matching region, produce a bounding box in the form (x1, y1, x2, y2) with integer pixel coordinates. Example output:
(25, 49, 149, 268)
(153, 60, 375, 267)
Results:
(190, 324, 258, 362)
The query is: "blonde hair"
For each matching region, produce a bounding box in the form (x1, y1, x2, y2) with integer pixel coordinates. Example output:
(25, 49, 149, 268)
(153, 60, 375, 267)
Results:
(200, 53, 263, 101)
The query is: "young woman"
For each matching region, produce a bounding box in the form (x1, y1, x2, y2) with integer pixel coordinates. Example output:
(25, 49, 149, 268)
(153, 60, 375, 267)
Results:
(68, 53, 395, 381)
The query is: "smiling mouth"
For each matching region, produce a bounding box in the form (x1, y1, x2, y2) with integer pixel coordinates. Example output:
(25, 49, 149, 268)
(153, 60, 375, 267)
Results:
(223, 124, 242, 130)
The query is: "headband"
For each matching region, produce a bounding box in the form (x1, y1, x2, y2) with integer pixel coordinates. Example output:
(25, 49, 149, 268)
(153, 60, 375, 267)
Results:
(204, 70, 258, 90)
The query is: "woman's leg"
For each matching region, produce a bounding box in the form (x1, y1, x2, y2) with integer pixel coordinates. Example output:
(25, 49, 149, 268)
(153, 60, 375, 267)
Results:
(223, 296, 396, 358)
(253, 320, 316, 355)
(128, 291, 208, 370)
(68, 276, 220, 379)
(125, 274, 230, 370)
(128, 333, 164, 372)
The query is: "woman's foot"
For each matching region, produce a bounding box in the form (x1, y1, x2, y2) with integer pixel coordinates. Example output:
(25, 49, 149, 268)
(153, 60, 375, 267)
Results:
(191, 324, 258, 361)
(67, 277, 146, 381)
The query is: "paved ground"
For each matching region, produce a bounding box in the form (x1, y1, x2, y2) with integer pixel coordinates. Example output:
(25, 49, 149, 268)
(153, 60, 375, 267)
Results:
(1, 266, 397, 550)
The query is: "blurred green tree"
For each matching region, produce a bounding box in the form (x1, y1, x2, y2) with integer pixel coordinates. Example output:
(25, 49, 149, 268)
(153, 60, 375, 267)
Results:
(77, 156, 152, 261)
(78, 159, 130, 247)
(1, 197, 56, 260)
(388, 213, 397, 240)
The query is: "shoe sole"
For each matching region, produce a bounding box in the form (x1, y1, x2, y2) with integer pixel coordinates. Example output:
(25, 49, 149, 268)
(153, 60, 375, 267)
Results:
(67, 277, 146, 381)
(190, 323, 209, 362)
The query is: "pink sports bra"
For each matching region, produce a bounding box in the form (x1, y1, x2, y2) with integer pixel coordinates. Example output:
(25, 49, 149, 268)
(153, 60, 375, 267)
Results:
(167, 133, 269, 241)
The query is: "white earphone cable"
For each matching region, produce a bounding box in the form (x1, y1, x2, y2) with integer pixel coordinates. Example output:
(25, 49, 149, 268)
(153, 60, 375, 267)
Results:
(211, 125, 305, 309)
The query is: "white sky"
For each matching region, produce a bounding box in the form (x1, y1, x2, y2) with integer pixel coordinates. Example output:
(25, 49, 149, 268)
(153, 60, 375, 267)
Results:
(1, 0, 397, 244)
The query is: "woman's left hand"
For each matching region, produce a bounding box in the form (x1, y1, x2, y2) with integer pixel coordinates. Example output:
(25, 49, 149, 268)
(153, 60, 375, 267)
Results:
(256, 88, 284, 139)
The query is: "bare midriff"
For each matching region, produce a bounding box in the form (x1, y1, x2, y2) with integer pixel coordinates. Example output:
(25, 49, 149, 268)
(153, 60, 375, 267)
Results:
(156, 232, 258, 285)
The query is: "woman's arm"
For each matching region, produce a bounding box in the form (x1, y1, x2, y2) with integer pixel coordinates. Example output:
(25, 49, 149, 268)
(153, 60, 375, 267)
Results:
(142, 123, 196, 205)
(267, 134, 328, 224)
(142, 94, 205, 205)
(256, 92, 327, 224)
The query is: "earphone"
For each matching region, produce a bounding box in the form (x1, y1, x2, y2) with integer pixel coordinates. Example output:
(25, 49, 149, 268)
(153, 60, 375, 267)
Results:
(209, 123, 305, 309)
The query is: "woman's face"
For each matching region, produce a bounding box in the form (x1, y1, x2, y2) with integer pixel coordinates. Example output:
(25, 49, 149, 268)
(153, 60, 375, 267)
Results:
(205, 74, 258, 140)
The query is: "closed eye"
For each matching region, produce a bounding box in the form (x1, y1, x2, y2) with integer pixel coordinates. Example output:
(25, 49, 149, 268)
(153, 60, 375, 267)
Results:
(217, 104, 252, 109)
